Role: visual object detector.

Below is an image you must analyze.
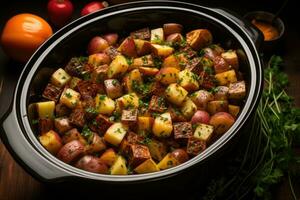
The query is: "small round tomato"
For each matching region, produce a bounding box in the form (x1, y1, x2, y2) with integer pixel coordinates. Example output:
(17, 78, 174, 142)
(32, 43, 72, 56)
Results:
(47, 0, 74, 27)
(1, 14, 53, 62)
(81, 1, 108, 16)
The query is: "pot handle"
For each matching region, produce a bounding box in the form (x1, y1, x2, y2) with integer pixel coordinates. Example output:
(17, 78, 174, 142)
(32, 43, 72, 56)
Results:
(0, 101, 72, 182)
(213, 8, 263, 49)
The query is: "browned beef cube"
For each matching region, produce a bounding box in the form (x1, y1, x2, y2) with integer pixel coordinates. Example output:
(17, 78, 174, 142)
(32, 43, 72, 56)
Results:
(228, 81, 246, 100)
(186, 57, 203, 75)
(168, 106, 187, 122)
(214, 86, 229, 100)
(150, 82, 165, 97)
(69, 108, 85, 127)
(76, 80, 100, 99)
(85, 134, 106, 154)
(54, 117, 72, 134)
(213, 56, 230, 74)
(187, 137, 206, 156)
(199, 71, 217, 89)
(65, 57, 86, 77)
(91, 64, 109, 83)
(38, 118, 53, 135)
(130, 27, 151, 40)
(149, 95, 167, 113)
(128, 144, 151, 167)
(121, 109, 138, 128)
(104, 46, 120, 60)
(180, 46, 197, 59)
(82, 97, 97, 119)
(42, 83, 62, 102)
(55, 103, 71, 117)
(89, 114, 113, 135)
(62, 128, 86, 145)
(173, 122, 193, 140)
(120, 132, 144, 154)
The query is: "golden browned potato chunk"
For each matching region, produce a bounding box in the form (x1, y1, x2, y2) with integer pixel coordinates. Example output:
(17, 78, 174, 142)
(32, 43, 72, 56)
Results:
(228, 81, 246, 99)
(186, 29, 212, 50)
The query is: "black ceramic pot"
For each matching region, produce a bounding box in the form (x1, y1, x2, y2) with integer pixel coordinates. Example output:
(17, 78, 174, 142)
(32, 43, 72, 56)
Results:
(0, 1, 263, 186)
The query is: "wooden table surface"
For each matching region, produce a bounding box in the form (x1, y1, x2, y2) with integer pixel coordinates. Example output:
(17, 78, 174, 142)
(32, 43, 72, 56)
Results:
(0, 1, 299, 200)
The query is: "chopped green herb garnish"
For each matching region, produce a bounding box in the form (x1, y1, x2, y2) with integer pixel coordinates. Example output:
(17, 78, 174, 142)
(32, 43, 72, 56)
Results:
(81, 125, 94, 142)
(32, 119, 39, 125)
(65, 92, 72, 98)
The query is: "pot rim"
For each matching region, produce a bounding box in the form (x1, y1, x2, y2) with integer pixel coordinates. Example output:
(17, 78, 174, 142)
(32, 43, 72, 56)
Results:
(6, 1, 263, 182)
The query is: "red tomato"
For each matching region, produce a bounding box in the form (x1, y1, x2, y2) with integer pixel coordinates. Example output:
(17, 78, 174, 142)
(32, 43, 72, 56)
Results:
(47, 0, 74, 27)
(81, 1, 108, 16)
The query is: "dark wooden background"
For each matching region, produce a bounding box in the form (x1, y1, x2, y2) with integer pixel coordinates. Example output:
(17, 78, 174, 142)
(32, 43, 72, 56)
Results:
(0, 0, 299, 199)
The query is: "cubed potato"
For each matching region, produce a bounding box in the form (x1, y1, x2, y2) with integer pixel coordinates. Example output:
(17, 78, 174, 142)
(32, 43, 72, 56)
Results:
(213, 56, 230, 74)
(215, 70, 237, 86)
(36, 101, 55, 119)
(69, 77, 81, 89)
(123, 69, 143, 93)
(107, 55, 129, 78)
(207, 100, 229, 115)
(170, 149, 189, 164)
(60, 88, 81, 109)
(117, 37, 137, 58)
(190, 90, 214, 110)
(152, 112, 173, 138)
(165, 83, 188, 106)
(99, 148, 117, 166)
(193, 123, 214, 143)
(221, 50, 239, 70)
(121, 109, 138, 128)
(228, 81, 246, 99)
(146, 139, 167, 161)
(157, 153, 179, 170)
(104, 122, 128, 146)
(166, 33, 184, 44)
(156, 67, 179, 85)
(75, 155, 108, 174)
(151, 44, 174, 57)
(214, 86, 229, 100)
(131, 55, 154, 69)
(104, 79, 123, 99)
(110, 155, 128, 175)
(178, 69, 199, 92)
(50, 68, 71, 88)
(139, 67, 159, 76)
(128, 144, 151, 167)
(180, 98, 197, 119)
(91, 64, 109, 83)
(168, 106, 187, 122)
(163, 23, 183, 35)
(54, 117, 72, 134)
(149, 95, 167, 113)
(186, 29, 212, 50)
(130, 27, 151, 40)
(42, 83, 62, 102)
(85, 133, 106, 154)
(88, 53, 111, 67)
(116, 93, 139, 110)
(186, 57, 203, 75)
(94, 94, 115, 115)
(186, 137, 206, 156)
(133, 39, 152, 56)
(62, 128, 87, 145)
(134, 159, 160, 174)
(173, 122, 193, 140)
(209, 112, 235, 135)
(57, 140, 85, 164)
(39, 130, 62, 155)
(162, 53, 188, 70)
(228, 105, 240, 118)
(151, 28, 164, 44)
(138, 116, 154, 135)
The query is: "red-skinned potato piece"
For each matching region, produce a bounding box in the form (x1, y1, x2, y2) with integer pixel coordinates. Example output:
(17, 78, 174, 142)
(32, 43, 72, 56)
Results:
(57, 140, 85, 164)
(39, 130, 62, 155)
(139, 67, 159, 76)
(209, 112, 235, 135)
(118, 37, 137, 57)
(191, 110, 210, 125)
(170, 149, 189, 164)
(75, 155, 109, 174)
(102, 33, 118, 46)
(87, 36, 109, 55)
(186, 29, 213, 50)
(88, 53, 111, 66)
(104, 79, 123, 99)
(134, 39, 152, 56)
(163, 23, 183, 35)
(85, 133, 106, 154)
(166, 33, 184, 44)
(213, 56, 230, 74)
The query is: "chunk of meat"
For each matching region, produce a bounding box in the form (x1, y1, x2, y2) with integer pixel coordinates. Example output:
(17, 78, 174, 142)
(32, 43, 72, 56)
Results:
(54, 117, 72, 134)
(64, 57, 86, 77)
(186, 137, 206, 156)
(149, 95, 167, 113)
(38, 118, 53, 135)
(186, 57, 203, 74)
(55, 103, 71, 117)
(89, 114, 113, 135)
(121, 109, 138, 129)
(120, 132, 144, 155)
(76, 80, 101, 98)
(104, 46, 120, 60)
(130, 27, 151, 40)
(69, 108, 86, 127)
(128, 144, 151, 167)
(62, 128, 86, 145)
(173, 122, 193, 140)
(42, 83, 62, 102)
